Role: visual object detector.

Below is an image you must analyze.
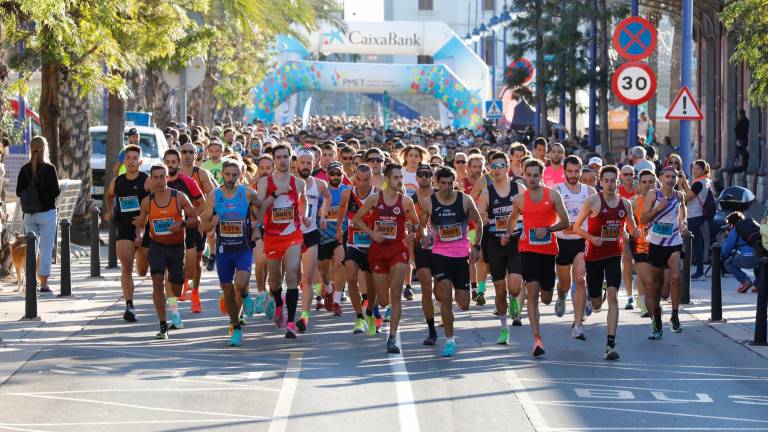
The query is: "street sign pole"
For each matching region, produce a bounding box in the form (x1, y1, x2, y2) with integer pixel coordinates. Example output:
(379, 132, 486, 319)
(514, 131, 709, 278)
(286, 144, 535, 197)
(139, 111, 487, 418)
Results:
(628, 0, 639, 150)
(589, 0, 597, 149)
(680, 0, 694, 176)
(179, 67, 187, 124)
(559, 0, 566, 141)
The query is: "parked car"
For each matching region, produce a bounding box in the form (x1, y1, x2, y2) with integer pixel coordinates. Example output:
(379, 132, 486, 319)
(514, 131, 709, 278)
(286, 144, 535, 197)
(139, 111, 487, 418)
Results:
(90, 126, 168, 202)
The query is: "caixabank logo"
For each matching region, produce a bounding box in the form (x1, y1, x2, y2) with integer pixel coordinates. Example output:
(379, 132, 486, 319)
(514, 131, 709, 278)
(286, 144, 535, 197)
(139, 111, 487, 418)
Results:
(322, 29, 422, 47)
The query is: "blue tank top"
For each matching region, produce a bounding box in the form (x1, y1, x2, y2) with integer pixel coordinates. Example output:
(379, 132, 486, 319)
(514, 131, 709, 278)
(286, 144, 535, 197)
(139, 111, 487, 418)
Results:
(320, 184, 351, 244)
(214, 185, 252, 253)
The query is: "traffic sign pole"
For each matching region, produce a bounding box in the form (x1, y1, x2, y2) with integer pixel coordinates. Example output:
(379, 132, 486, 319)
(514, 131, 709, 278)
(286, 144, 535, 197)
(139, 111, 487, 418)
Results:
(680, 0, 694, 176)
(628, 0, 639, 151)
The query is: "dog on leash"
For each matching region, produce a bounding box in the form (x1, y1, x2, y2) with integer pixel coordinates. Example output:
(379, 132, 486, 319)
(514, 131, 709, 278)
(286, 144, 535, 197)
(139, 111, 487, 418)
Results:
(11, 232, 27, 292)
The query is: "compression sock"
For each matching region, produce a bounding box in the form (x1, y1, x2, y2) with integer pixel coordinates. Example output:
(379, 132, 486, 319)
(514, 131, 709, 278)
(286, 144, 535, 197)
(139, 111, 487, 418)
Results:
(357, 313, 365, 320)
(426, 318, 437, 336)
(671, 308, 679, 320)
(607, 335, 616, 348)
(272, 289, 284, 307)
(168, 297, 178, 314)
(471, 282, 478, 290)
(478, 281, 486, 294)
(126, 300, 134, 307)
(286, 289, 299, 322)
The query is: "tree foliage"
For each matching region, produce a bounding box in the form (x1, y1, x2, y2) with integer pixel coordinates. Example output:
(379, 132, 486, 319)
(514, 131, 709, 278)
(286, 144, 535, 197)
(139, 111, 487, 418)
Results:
(722, 0, 768, 107)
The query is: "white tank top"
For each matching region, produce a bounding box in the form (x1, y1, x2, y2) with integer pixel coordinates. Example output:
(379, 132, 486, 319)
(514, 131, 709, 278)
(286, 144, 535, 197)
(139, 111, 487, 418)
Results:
(646, 190, 683, 246)
(302, 177, 320, 233)
(557, 182, 590, 240)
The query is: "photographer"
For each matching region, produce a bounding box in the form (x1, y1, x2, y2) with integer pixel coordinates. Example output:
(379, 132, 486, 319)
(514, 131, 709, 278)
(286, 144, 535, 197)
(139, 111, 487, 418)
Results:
(722, 212, 760, 293)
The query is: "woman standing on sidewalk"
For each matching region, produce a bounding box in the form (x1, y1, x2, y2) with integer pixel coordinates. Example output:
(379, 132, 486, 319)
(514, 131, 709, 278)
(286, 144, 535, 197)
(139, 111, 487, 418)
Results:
(16, 136, 60, 293)
(680, 160, 713, 281)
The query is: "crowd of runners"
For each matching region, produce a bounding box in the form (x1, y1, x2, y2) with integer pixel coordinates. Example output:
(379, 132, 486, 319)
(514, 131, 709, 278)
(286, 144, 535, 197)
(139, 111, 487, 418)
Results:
(103, 116, 697, 360)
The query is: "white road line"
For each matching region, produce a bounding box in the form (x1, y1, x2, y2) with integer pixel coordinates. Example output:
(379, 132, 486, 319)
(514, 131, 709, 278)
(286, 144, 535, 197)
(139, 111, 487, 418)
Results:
(268, 352, 303, 432)
(388, 332, 420, 432)
(540, 428, 768, 431)
(0, 425, 48, 432)
(0, 419, 253, 427)
(505, 368, 548, 431)
(9, 386, 276, 395)
(7, 393, 267, 419)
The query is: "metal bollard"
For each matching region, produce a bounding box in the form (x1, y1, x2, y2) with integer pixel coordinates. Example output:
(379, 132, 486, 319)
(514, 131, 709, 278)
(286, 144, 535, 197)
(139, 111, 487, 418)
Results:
(709, 243, 726, 322)
(751, 257, 768, 346)
(59, 219, 72, 297)
(680, 231, 693, 304)
(23, 232, 38, 320)
(90, 207, 101, 278)
(107, 220, 118, 269)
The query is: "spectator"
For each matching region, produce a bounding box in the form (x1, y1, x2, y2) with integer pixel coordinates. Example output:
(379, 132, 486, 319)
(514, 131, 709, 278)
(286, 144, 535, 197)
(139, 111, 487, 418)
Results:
(722, 212, 759, 293)
(629, 145, 655, 173)
(588, 156, 602, 174)
(16, 136, 61, 294)
(638, 112, 649, 140)
(735, 109, 749, 150)
(680, 160, 714, 280)
(659, 136, 674, 162)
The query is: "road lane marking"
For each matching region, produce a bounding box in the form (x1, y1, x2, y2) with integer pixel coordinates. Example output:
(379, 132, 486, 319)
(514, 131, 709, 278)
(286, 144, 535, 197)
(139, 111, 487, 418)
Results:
(0, 420, 256, 427)
(505, 368, 548, 431)
(7, 393, 267, 419)
(268, 352, 303, 432)
(9, 386, 277, 395)
(388, 332, 420, 432)
(0, 425, 48, 432)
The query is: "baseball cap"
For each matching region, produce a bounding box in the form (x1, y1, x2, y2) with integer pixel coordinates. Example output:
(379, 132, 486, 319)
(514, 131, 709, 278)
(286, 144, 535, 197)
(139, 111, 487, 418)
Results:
(328, 161, 343, 172)
(127, 128, 138, 136)
(588, 157, 603, 166)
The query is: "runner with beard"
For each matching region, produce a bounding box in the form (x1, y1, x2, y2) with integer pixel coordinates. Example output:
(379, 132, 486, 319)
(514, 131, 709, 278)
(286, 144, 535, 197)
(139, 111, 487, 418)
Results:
(297, 151, 331, 333)
(542, 143, 566, 187)
(318, 162, 351, 316)
(411, 164, 438, 344)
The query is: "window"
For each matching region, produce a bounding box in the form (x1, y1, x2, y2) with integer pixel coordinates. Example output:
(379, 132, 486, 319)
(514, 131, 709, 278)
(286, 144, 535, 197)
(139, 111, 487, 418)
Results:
(418, 0, 433, 11)
(418, 55, 433, 64)
(483, 0, 494, 11)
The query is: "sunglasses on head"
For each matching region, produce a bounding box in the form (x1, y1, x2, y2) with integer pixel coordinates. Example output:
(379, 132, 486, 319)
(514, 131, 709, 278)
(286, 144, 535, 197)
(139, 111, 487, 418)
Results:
(454, 160, 467, 164)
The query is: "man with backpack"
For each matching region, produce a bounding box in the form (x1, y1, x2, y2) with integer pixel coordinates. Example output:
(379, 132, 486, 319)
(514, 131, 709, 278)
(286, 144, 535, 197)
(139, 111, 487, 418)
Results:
(722, 212, 763, 293)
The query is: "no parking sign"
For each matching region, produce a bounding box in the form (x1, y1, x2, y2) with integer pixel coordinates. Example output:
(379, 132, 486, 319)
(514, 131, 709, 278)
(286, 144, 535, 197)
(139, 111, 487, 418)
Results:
(613, 16, 657, 61)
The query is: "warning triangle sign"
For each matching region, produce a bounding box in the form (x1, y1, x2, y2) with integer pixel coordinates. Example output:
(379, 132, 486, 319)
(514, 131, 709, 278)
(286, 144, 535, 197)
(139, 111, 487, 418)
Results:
(485, 100, 503, 119)
(665, 86, 703, 120)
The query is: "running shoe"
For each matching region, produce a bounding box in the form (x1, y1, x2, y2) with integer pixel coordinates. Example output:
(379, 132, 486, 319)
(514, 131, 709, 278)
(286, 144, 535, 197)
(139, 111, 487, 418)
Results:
(476, 292, 486, 306)
(170, 311, 184, 329)
(670, 316, 682, 333)
(554, 296, 566, 318)
(384, 306, 391, 322)
(254, 291, 267, 314)
(585, 301, 593, 318)
(404, 286, 414, 301)
(638, 299, 648, 317)
(423, 333, 438, 346)
(353, 318, 366, 334)
(648, 321, 663, 340)
(285, 322, 298, 339)
(314, 295, 325, 311)
(624, 296, 634, 310)
(190, 289, 202, 313)
(471, 288, 478, 301)
(442, 340, 456, 357)
(206, 255, 216, 272)
(512, 318, 523, 327)
(332, 303, 343, 316)
(296, 315, 309, 333)
(508, 297, 521, 319)
(243, 295, 256, 318)
(365, 315, 376, 336)
(265, 299, 276, 320)
(123, 306, 137, 322)
(229, 328, 243, 347)
(571, 324, 586, 340)
(219, 294, 227, 315)
(274, 306, 287, 328)
(604, 345, 620, 361)
(179, 280, 189, 301)
(532, 338, 546, 357)
(375, 317, 383, 333)
(324, 292, 334, 312)
(387, 337, 401, 354)
(497, 328, 510, 345)
(341, 290, 347, 301)
(691, 271, 706, 281)
(156, 323, 169, 340)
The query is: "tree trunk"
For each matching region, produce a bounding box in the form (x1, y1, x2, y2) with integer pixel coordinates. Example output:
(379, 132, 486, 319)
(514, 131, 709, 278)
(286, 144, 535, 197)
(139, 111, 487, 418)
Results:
(39, 62, 61, 162)
(57, 69, 93, 243)
(534, 0, 548, 138)
(145, 67, 173, 129)
(597, 0, 610, 150)
(105, 87, 126, 207)
(201, 69, 216, 125)
(125, 68, 145, 112)
(569, 87, 578, 137)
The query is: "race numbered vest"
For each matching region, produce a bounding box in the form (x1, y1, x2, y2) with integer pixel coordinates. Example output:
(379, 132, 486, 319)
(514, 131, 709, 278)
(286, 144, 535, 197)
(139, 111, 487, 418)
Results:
(518, 188, 559, 256)
(346, 186, 376, 249)
(214, 185, 252, 253)
(584, 193, 627, 261)
(302, 177, 320, 234)
(645, 190, 683, 247)
(264, 176, 301, 237)
(148, 190, 185, 246)
(431, 192, 470, 258)
(556, 182, 590, 240)
(369, 193, 407, 249)
(486, 180, 521, 240)
(320, 184, 351, 244)
(114, 172, 148, 223)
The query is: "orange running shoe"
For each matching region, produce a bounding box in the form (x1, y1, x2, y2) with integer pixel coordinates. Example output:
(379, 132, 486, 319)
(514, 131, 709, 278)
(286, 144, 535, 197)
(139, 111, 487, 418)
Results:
(179, 280, 190, 301)
(219, 294, 227, 315)
(191, 289, 202, 313)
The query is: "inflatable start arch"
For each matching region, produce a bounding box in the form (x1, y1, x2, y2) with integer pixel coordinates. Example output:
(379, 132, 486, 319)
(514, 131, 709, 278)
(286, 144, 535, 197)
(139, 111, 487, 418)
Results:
(247, 21, 491, 130)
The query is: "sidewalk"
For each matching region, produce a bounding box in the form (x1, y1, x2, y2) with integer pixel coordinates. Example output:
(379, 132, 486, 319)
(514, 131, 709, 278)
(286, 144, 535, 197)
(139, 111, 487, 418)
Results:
(682, 272, 768, 358)
(0, 255, 141, 386)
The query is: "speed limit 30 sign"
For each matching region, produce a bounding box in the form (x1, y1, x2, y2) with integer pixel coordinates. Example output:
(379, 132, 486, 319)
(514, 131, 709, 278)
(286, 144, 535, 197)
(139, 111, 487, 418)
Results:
(611, 61, 656, 106)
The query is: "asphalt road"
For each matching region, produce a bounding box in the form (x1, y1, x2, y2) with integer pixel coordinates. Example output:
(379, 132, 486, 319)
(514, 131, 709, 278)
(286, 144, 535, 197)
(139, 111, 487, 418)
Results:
(1, 273, 768, 432)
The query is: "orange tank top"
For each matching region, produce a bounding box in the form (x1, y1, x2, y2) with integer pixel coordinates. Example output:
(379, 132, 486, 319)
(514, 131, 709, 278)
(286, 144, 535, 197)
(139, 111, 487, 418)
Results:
(148, 190, 185, 245)
(518, 188, 559, 255)
(633, 194, 649, 254)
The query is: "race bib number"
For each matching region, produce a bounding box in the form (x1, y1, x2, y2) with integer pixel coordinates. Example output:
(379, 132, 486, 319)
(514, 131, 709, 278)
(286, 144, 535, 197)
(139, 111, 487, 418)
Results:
(152, 218, 174, 236)
(352, 230, 371, 247)
(438, 223, 462, 242)
(220, 220, 244, 238)
(601, 223, 622, 241)
(652, 222, 673, 236)
(494, 215, 509, 231)
(528, 228, 552, 245)
(327, 206, 340, 219)
(374, 220, 398, 240)
(119, 196, 140, 213)
(272, 207, 294, 224)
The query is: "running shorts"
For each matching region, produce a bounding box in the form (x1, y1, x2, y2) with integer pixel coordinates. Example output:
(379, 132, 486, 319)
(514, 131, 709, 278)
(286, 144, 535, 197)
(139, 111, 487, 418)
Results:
(648, 243, 683, 269)
(186, 228, 205, 252)
(413, 246, 433, 272)
(433, 255, 470, 290)
(302, 230, 321, 253)
(369, 246, 409, 274)
(481, 235, 521, 281)
(216, 249, 253, 283)
(263, 231, 303, 260)
(556, 238, 586, 266)
(116, 220, 138, 242)
(318, 240, 340, 261)
(520, 252, 556, 292)
(586, 256, 622, 299)
(344, 246, 370, 272)
(149, 243, 185, 284)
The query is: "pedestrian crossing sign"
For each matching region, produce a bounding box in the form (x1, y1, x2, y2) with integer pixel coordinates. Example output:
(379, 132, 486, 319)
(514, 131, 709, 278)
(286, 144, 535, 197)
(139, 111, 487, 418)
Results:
(485, 100, 504, 120)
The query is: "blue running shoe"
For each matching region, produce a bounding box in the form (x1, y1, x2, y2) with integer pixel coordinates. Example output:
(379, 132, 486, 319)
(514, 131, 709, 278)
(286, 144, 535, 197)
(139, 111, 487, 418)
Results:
(373, 305, 382, 319)
(170, 311, 184, 329)
(442, 340, 456, 357)
(384, 306, 391, 323)
(243, 295, 255, 317)
(265, 299, 276, 320)
(229, 328, 243, 347)
(585, 301, 593, 317)
(254, 291, 267, 314)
